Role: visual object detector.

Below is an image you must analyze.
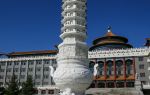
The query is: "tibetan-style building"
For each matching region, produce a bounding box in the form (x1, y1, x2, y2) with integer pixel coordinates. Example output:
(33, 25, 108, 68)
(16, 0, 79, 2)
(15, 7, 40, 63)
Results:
(89, 27, 135, 88)
(89, 27, 133, 51)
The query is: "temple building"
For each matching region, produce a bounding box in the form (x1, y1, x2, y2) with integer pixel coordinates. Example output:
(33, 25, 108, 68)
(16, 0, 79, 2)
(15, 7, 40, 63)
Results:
(89, 26, 133, 51)
(0, 34, 150, 95)
(88, 35, 150, 89)
(89, 27, 135, 88)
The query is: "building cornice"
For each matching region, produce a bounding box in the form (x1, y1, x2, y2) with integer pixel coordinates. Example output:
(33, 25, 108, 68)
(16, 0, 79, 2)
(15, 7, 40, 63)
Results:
(88, 47, 150, 58)
(0, 56, 56, 62)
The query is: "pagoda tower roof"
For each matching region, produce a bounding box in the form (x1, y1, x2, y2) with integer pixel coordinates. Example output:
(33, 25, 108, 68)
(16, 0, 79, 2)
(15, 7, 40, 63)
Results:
(90, 26, 133, 50)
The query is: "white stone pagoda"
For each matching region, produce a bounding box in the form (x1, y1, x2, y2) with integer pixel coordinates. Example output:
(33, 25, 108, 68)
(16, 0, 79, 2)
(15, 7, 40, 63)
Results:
(52, 0, 92, 95)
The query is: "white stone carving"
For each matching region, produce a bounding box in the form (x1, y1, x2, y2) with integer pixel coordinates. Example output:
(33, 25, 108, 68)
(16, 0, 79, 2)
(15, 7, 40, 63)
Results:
(93, 63, 99, 76)
(49, 66, 54, 77)
(53, 0, 92, 95)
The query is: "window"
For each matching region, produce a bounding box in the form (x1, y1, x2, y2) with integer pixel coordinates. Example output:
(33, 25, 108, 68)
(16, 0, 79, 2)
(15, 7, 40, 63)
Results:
(21, 68, 26, 72)
(14, 62, 19, 65)
(35, 75, 41, 79)
(7, 75, 11, 79)
(35, 82, 40, 85)
(34, 89, 38, 94)
(107, 61, 113, 75)
(41, 90, 46, 94)
(44, 75, 49, 79)
(0, 62, 5, 66)
(48, 90, 54, 94)
(36, 60, 42, 65)
(0, 82, 3, 86)
(108, 70, 112, 75)
(0, 69, 4, 72)
(14, 68, 18, 72)
(0, 75, 3, 79)
(28, 68, 33, 72)
(118, 70, 121, 75)
(52, 59, 56, 64)
(43, 82, 48, 85)
(36, 68, 41, 72)
(138, 57, 144, 61)
(127, 69, 131, 75)
(20, 75, 25, 79)
(140, 73, 145, 77)
(21, 61, 26, 65)
(7, 68, 11, 72)
(7, 62, 12, 66)
(139, 64, 144, 69)
(44, 67, 49, 71)
(29, 61, 34, 65)
(141, 81, 146, 85)
(44, 60, 49, 64)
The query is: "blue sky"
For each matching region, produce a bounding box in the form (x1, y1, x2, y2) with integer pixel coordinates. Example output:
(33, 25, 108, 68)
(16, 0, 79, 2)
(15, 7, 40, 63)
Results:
(0, 0, 150, 53)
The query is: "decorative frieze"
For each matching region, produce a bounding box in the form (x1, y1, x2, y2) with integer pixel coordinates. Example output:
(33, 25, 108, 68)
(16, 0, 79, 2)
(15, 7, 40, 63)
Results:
(89, 47, 150, 58)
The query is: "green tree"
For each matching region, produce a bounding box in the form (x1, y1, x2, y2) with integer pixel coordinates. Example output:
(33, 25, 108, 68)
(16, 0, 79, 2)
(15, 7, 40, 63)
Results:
(0, 87, 5, 95)
(21, 76, 34, 95)
(4, 74, 20, 95)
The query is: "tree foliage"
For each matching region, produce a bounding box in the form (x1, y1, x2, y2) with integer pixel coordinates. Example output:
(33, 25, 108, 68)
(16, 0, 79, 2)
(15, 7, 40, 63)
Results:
(0, 87, 5, 95)
(4, 74, 20, 95)
(21, 76, 34, 95)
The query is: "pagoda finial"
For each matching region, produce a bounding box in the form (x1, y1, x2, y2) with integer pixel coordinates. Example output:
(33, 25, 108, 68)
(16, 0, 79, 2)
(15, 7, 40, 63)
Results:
(107, 26, 112, 32)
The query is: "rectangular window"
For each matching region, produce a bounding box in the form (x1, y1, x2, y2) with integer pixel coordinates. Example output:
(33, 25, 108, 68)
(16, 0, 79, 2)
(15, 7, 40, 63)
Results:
(7, 68, 11, 72)
(141, 81, 146, 85)
(21, 68, 26, 72)
(44, 60, 49, 64)
(20, 75, 25, 79)
(29, 61, 34, 65)
(48, 90, 54, 94)
(41, 90, 46, 94)
(36, 68, 41, 72)
(7, 75, 11, 79)
(14, 62, 19, 65)
(44, 75, 49, 79)
(140, 73, 145, 77)
(36, 60, 42, 65)
(127, 70, 131, 75)
(14, 68, 18, 72)
(35, 82, 40, 85)
(7, 62, 12, 66)
(44, 67, 49, 71)
(28, 68, 33, 72)
(0, 62, 6, 66)
(52, 59, 56, 64)
(21, 61, 26, 65)
(118, 70, 121, 75)
(138, 57, 144, 61)
(35, 75, 41, 79)
(43, 82, 48, 85)
(139, 64, 144, 69)
(0, 75, 3, 79)
(0, 69, 4, 72)
(0, 82, 3, 86)
(34, 89, 38, 94)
